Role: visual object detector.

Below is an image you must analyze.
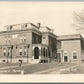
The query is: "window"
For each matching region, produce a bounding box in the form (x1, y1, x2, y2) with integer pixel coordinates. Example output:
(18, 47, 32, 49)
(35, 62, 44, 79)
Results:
(24, 39, 26, 43)
(5, 36, 11, 44)
(43, 48, 45, 57)
(8, 38, 10, 43)
(20, 37, 23, 43)
(3, 48, 6, 56)
(25, 24, 27, 27)
(63, 51, 68, 62)
(7, 26, 12, 31)
(43, 37, 46, 39)
(24, 46, 27, 56)
(21, 24, 27, 28)
(20, 52, 22, 56)
(73, 56, 77, 59)
(3, 53, 6, 56)
(23, 35, 26, 43)
(20, 35, 26, 43)
(64, 51, 68, 56)
(73, 51, 77, 59)
(8, 48, 11, 57)
(12, 34, 18, 38)
(2, 60, 5, 62)
(64, 53, 67, 56)
(42, 37, 46, 44)
(19, 47, 22, 56)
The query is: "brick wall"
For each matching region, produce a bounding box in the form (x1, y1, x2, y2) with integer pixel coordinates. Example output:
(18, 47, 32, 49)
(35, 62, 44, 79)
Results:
(61, 40, 82, 62)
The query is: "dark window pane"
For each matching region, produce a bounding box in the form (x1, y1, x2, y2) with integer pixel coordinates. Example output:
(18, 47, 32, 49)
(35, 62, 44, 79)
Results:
(20, 52, 22, 56)
(73, 56, 77, 59)
(3, 53, 6, 56)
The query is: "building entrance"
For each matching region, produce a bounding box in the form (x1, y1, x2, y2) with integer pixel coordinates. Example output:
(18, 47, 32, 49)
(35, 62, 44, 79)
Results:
(64, 56, 68, 62)
(34, 47, 39, 59)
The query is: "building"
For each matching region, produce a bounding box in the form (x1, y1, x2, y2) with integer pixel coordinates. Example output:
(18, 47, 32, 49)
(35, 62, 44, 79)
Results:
(0, 23, 59, 63)
(0, 22, 84, 64)
(57, 34, 84, 63)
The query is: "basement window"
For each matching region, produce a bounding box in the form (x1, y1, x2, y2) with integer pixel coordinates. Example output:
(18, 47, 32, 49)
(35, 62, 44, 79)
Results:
(2, 60, 5, 62)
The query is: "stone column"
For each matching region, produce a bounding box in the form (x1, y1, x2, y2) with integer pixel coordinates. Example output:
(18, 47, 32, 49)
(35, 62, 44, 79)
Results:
(32, 46, 35, 60)
(38, 46, 41, 60)
(60, 50, 64, 63)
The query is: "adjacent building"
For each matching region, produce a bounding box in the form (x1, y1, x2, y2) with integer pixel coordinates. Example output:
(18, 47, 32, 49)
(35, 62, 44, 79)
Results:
(57, 34, 84, 63)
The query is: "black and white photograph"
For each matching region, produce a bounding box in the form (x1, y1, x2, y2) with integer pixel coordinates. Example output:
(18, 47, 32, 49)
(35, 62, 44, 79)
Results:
(0, 1, 84, 78)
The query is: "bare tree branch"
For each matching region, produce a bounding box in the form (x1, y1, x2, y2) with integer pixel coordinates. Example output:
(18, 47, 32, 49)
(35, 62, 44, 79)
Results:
(73, 10, 84, 34)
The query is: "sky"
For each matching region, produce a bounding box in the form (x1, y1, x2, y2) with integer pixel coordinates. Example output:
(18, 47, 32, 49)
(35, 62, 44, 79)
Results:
(0, 1, 84, 35)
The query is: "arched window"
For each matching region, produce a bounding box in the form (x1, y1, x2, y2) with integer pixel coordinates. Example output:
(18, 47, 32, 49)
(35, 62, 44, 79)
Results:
(72, 51, 77, 59)
(34, 47, 39, 59)
(64, 51, 68, 56)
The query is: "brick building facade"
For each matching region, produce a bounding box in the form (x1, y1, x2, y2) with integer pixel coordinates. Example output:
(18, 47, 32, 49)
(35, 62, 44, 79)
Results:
(0, 23, 58, 63)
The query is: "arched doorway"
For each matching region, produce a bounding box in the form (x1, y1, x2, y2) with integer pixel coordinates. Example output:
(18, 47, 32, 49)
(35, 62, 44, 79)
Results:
(34, 47, 39, 59)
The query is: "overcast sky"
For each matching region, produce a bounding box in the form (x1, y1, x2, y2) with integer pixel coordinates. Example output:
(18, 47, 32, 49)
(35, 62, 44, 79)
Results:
(0, 1, 84, 35)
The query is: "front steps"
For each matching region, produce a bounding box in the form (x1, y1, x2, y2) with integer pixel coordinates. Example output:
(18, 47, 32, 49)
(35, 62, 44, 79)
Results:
(31, 59, 40, 64)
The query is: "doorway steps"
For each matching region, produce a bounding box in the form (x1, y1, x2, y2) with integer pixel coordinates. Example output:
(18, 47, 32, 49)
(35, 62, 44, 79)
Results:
(31, 59, 40, 64)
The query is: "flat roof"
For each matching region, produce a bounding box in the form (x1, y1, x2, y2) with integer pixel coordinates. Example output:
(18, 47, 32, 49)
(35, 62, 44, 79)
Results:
(57, 34, 84, 41)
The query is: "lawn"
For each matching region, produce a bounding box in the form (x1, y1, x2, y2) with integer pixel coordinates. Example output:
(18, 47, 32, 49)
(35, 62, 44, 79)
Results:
(0, 63, 77, 74)
(61, 64, 84, 74)
(0, 63, 18, 67)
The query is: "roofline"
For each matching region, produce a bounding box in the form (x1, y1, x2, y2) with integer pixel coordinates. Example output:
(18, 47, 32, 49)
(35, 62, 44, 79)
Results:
(57, 34, 81, 37)
(57, 34, 84, 41)
(4, 22, 32, 27)
(0, 28, 42, 35)
(4, 22, 39, 29)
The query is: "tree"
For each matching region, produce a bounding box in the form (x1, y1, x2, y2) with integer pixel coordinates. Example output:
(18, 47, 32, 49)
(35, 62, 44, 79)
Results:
(72, 10, 84, 34)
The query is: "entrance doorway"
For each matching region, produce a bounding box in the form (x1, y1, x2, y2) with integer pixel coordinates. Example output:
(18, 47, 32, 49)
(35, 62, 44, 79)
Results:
(64, 56, 68, 62)
(34, 47, 39, 59)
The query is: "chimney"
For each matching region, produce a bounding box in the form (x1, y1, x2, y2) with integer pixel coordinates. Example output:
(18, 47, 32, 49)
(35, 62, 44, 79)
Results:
(37, 23, 41, 28)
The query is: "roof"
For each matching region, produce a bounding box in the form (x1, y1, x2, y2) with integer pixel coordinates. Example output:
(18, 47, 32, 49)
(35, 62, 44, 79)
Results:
(0, 23, 41, 35)
(5, 22, 39, 29)
(57, 34, 84, 41)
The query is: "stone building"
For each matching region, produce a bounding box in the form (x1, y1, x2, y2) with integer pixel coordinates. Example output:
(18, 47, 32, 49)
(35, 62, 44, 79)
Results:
(0, 23, 59, 63)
